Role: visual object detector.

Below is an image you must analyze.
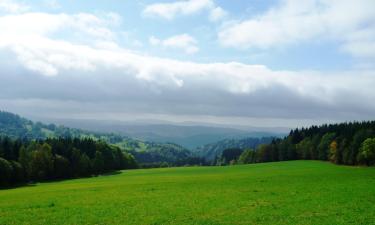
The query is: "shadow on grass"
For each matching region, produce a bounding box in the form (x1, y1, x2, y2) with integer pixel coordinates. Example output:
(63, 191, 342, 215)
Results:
(100, 171, 122, 176)
(0, 182, 36, 190)
(0, 170, 124, 190)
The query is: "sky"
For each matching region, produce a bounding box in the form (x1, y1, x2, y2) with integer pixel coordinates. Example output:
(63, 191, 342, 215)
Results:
(0, 0, 375, 128)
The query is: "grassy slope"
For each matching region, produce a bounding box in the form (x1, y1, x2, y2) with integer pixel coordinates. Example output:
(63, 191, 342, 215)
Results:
(0, 161, 375, 225)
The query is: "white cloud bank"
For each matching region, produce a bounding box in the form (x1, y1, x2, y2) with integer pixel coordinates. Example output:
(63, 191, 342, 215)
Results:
(0, 7, 375, 125)
(149, 34, 199, 54)
(218, 0, 375, 58)
(143, 0, 226, 21)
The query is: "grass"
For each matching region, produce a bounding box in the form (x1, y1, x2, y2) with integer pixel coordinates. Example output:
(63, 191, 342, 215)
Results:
(1, 161, 375, 225)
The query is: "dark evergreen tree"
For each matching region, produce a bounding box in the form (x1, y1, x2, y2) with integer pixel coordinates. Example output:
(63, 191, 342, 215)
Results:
(0, 157, 13, 186)
(92, 151, 105, 175)
(219, 148, 243, 165)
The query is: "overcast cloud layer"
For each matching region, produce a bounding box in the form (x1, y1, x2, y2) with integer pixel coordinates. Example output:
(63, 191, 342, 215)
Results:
(0, 0, 375, 128)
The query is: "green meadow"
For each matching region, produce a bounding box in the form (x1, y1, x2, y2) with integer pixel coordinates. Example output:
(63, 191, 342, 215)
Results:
(1, 161, 375, 225)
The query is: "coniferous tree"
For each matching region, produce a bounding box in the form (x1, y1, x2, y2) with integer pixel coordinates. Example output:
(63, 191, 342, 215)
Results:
(54, 154, 71, 179)
(0, 157, 13, 185)
(78, 153, 92, 176)
(92, 151, 105, 175)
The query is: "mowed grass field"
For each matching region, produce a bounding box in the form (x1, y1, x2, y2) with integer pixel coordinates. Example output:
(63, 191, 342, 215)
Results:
(1, 161, 375, 225)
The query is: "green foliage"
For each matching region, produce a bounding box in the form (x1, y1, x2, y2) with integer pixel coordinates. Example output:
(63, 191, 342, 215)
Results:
(18, 146, 31, 178)
(70, 148, 82, 177)
(30, 143, 54, 180)
(217, 148, 243, 165)
(357, 138, 375, 166)
(256, 144, 275, 162)
(78, 153, 92, 176)
(348, 129, 374, 165)
(317, 133, 336, 160)
(92, 151, 105, 175)
(296, 137, 313, 159)
(238, 148, 256, 164)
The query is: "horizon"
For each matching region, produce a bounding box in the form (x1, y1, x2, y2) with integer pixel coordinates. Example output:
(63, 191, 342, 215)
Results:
(3, 109, 375, 138)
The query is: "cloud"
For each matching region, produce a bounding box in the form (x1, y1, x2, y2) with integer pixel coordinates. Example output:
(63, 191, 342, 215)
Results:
(0, 12, 122, 76)
(209, 6, 227, 22)
(149, 34, 199, 54)
(143, 0, 227, 22)
(0, 0, 29, 13)
(0, 10, 375, 126)
(43, 0, 61, 10)
(0, 12, 119, 39)
(218, 0, 375, 58)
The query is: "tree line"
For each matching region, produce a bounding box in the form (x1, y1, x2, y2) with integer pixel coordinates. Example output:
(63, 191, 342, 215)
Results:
(0, 136, 137, 187)
(218, 121, 375, 166)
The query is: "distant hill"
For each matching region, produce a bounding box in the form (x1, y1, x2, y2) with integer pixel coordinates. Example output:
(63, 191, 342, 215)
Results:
(0, 111, 192, 166)
(194, 137, 274, 162)
(39, 118, 285, 149)
(0, 110, 130, 142)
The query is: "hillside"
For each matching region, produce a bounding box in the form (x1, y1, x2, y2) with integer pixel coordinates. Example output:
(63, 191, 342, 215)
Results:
(1, 161, 374, 224)
(195, 136, 274, 162)
(0, 111, 192, 166)
(0, 110, 118, 141)
(115, 140, 193, 166)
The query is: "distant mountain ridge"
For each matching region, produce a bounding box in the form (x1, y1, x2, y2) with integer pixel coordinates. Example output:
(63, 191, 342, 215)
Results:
(39, 118, 285, 149)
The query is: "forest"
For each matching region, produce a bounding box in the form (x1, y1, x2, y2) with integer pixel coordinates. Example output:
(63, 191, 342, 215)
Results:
(226, 121, 375, 166)
(0, 137, 137, 187)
